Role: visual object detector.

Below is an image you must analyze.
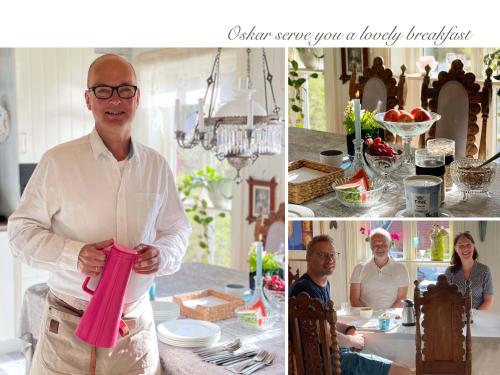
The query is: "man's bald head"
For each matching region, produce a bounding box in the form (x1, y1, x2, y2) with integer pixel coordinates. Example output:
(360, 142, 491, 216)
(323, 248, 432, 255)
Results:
(87, 54, 137, 88)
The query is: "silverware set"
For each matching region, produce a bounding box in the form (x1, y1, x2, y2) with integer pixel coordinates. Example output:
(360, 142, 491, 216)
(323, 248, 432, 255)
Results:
(193, 340, 275, 374)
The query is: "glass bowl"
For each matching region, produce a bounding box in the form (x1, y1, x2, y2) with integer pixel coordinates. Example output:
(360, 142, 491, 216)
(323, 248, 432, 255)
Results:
(450, 158, 496, 198)
(364, 144, 404, 174)
(234, 306, 278, 331)
(263, 286, 285, 312)
(332, 177, 385, 208)
(374, 112, 441, 137)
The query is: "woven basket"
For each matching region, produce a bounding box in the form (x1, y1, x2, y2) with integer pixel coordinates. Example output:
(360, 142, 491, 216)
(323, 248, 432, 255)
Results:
(172, 289, 244, 322)
(288, 160, 344, 204)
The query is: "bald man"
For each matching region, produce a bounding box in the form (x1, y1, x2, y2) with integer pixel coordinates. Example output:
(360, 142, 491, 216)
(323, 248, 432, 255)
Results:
(9, 54, 191, 374)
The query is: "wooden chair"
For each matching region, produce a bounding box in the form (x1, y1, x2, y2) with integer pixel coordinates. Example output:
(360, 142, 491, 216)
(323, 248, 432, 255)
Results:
(289, 292, 341, 375)
(349, 56, 407, 142)
(288, 266, 300, 287)
(419, 60, 493, 158)
(254, 202, 285, 251)
(414, 275, 472, 375)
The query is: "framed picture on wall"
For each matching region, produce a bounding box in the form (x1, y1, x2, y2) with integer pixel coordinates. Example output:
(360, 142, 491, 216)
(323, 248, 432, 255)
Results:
(246, 177, 277, 224)
(339, 48, 369, 84)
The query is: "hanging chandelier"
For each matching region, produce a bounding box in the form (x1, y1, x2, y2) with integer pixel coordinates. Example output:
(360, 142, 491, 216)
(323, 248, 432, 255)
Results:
(174, 48, 283, 183)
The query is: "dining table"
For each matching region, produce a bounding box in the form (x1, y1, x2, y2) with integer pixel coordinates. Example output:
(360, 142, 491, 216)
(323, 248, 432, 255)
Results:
(19, 262, 284, 375)
(337, 307, 500, 375)
(288, 127, 500, 218)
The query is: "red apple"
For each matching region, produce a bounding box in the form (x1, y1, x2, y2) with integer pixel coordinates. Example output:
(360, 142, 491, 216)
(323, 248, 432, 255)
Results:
(384, 109, 400, 122)
(413, 108, 432, 122)
(398, 110, 414, 123)
(410, 107, 425, 118)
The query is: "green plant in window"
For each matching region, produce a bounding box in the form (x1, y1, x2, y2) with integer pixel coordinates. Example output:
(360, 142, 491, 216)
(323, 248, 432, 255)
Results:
(177, 167, 226, 255)
(484, 49, 500, 76)
(288, 59, 318, 128)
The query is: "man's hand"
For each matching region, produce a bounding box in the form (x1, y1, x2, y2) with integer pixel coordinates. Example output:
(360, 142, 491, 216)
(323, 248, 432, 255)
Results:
(134, 244, 160, 274)
(349, 333, 365, 350)
(78, 239, 113, 276)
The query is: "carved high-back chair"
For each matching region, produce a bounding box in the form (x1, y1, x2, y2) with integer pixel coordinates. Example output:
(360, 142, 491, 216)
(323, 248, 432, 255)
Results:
(419, 60, 493, 158)
(288, 266, 301, 287)
(349, 56, 407, 142)
(254, 202, 285, 251)
(289, 292, 341, 375)
(414, 275, 472, 375)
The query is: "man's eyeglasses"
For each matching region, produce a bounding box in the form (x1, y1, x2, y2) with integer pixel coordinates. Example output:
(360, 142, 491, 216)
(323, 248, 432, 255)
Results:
(88, 85, 138, 99)
(316, 252, 341, 260)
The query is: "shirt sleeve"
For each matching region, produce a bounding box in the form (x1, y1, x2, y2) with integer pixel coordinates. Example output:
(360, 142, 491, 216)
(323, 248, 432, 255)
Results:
(350, 263, 363, 284)
(398, 263, 410, 287)
(483, 265, 494, 295)
(152, 161, 191, 276)
(7, 153, 85, 272)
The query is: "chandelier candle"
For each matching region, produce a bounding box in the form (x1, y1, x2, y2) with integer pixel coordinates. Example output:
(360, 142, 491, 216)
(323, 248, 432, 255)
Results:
(175, 99, 181, 132)
(247, 98, 254, 130)
(198, 98, 205, 132)
(256, 238, 263, 289)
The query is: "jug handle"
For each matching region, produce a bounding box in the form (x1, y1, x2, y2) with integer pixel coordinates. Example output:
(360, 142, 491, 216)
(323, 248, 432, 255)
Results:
(82, 277, 95, 295)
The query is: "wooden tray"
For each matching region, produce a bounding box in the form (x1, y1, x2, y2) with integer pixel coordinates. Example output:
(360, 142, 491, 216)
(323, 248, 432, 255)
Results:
(288, 160, 344, 204)
(172, 289, 244, 322)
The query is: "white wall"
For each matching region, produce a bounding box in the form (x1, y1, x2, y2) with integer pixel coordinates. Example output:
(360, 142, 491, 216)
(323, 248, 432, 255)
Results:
(464, 221, 500, 313)
(0, 232, 15, 340)
(14, 48, 98, 163)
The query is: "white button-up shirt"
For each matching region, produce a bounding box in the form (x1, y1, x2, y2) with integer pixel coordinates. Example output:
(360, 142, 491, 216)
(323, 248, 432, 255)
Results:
(8, 128, 191, 303)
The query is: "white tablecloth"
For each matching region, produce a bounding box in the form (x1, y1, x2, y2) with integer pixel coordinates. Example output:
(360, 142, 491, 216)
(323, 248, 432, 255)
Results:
(20, 262, 285, 375)
(338, 309, 500, 375)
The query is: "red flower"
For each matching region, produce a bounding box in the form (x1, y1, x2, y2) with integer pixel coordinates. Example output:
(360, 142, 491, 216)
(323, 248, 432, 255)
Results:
(391, 232, 401, 241)
(359, 227, 366, 234)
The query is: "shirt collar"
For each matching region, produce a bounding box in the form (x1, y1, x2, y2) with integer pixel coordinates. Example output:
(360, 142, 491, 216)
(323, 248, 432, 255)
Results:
(89, 127, 137, 161)
(370, 256, 392, 270)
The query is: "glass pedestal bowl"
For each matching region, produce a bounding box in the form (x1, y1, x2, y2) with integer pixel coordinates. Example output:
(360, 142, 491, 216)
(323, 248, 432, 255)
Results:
(375, 112, 441, 178)
(364, 144, 404, 190)
(450, 159, 497, 200)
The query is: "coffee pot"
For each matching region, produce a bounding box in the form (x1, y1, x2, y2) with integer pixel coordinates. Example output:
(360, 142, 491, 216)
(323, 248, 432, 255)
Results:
(75, 243, 139, 348)
(402, 299, 416, 326)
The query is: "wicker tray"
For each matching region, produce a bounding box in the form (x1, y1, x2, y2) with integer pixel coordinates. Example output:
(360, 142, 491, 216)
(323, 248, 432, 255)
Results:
(172, 289, 244, 322)
(288, 160, 344, 204)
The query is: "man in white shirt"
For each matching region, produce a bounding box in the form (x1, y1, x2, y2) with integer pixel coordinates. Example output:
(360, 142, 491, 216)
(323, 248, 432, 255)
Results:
(8, 54, 191, 374)
(350, 228, 409, 310)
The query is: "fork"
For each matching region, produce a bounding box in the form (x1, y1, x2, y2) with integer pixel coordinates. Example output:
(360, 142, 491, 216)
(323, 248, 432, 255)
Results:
(242, 352, 275, 375)
(232, 350, 268, 374)
(195, 339, 241, 357)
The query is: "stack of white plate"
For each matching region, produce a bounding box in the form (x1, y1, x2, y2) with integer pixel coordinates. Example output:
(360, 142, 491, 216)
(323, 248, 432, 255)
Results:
(152, 301, 180, 324)
(157, 319, 221, 348)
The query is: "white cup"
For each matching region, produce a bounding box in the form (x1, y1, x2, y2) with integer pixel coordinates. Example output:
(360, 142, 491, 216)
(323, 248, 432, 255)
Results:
(341, 302, 351, 314)
(320, 149, 344, 167)
(359, 307, 373, 319)
(224, 284, 245, 299)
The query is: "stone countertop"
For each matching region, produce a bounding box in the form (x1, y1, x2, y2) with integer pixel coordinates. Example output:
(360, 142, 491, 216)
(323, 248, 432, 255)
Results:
(288, 127, 500, 218)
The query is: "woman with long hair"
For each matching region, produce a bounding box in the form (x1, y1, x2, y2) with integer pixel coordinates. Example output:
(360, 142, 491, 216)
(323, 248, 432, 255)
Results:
(444, 232, 494, 310)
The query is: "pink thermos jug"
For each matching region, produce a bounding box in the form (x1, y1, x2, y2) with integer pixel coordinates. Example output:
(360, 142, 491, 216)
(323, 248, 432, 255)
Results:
(75, 243, 139, 348)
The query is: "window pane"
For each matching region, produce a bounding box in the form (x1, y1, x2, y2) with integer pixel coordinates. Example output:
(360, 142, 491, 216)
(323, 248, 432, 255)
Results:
(417, 265, 447, 292)
(415, 221, 451, 261)
(307, 73, 326, 132)
(423, 48, 473, 73)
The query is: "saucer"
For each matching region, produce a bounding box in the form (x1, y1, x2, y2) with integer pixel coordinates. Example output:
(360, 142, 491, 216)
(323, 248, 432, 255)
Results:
(395, 209, 452, 218)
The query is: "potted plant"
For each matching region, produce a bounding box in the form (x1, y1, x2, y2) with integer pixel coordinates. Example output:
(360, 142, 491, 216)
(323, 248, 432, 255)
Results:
(247, 247, 281, 291)
(177, 167, 228, 254)
(288, 58, 319, 128)
(343, 101, 384, 157)
(484, 49, 500, 80)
